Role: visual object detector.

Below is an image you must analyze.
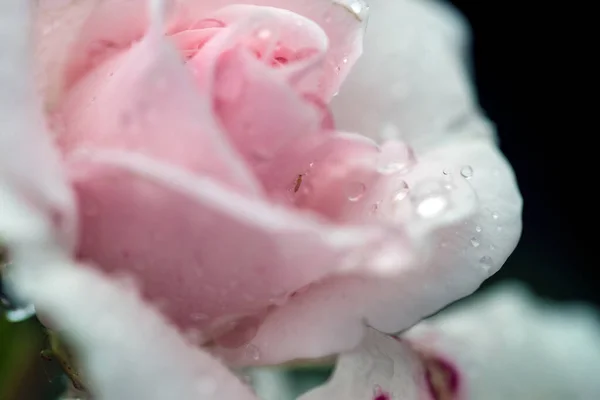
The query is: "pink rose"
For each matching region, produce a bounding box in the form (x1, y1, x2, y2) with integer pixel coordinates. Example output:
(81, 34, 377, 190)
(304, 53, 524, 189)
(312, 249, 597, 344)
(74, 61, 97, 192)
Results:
(1, 0, 522, 397)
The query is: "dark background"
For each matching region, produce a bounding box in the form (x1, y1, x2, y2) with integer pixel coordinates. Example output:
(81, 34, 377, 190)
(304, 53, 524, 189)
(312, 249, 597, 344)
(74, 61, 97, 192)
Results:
(448, 2, 592, 304)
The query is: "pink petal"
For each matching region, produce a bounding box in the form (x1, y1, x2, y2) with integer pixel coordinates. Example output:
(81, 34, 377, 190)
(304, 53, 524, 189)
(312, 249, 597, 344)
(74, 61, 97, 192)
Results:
(0, 0, 76, 253)
(20, 260, 259, 400)
(66, 149, 377, 343)
(184, 8, 325, 172)
(35, 0, 365, 106)
(57, 30, 260, 195)
(214, 2, 522, 364)
(299, 329, 426, 400)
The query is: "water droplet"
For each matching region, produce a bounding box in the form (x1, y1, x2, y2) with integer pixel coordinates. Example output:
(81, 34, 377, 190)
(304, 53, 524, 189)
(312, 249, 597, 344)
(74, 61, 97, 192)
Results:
(335, 0, 370, 21)
(346, 181, 366, 202)
(470, 237, 480, 247)
(416, 196, 448, 218)
(475, 225, 482, 233)
(442, 168, 451, 176)
(245, 344, 261, 361)
(460, 165, 473, 179)
(489, 244, 496, 250)
(479, 256, 494, 272)
(492, 212, 499, 220)
(392, 181, 409, 202)
(377, 141, 415, 175)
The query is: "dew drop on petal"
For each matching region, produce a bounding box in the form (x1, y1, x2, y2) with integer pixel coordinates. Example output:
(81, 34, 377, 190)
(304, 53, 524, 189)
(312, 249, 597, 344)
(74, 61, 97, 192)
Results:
(470, 237, 480, 247)
(460, 165, 473, 179)
(346, 181, 366, 202)
(442, 168, 451, 176)
(245, 344, 261, 361)
(377, 141, 415, 175)
(410, 181, 451, 218)
(392, 181, 410, 203)
(475, 225, 482, 233)
(492, 212, 499, 220)
(479, 255, 494, 272)
(416, 197, 448, 218)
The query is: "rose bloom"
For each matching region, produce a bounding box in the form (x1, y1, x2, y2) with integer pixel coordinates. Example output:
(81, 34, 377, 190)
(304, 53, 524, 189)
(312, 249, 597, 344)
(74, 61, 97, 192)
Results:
(1, 0, 522, 398)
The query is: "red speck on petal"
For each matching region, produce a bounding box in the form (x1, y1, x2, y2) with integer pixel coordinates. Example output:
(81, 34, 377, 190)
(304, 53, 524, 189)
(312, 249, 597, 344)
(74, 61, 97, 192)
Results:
(373, 385, 391, 400)
(373, 395, 390, 400)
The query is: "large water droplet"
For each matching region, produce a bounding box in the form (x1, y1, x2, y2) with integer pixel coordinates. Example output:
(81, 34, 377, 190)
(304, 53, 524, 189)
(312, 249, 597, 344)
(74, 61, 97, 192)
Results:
(346, 181, 366, 202)
(470, 237, 480, 247)
(334, 0, 370, 21)
(411, 181, 450, 218)
(416, 196, 448, 218)
(460, 165, 473, 179)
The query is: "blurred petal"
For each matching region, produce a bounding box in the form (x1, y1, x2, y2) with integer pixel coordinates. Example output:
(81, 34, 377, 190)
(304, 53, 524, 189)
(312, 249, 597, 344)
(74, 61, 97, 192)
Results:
(299, 329, 426, 400)
(19, 261, 259, 400)
(0, 0, 75, 256)
(406, 283, 600, 399)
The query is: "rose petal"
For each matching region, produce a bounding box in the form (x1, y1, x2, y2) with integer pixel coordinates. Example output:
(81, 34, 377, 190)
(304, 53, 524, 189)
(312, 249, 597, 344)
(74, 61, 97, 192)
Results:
(185, 8, 325, 172)
(57, 29, 260, 195)
(67, 149, 379, 340)
(214, 1, 522, 364)
(0, 0, 75, 255)
(405, 283, 600, 399)
(331, 0, 480, 152)
(35, 0, 365, 106)
(299, 329, 426, 400)
(19, 260, 259, 400)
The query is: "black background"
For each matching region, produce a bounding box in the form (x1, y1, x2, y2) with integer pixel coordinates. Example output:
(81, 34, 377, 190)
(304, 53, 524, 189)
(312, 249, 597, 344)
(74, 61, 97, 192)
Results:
(448, 2, 592, 304)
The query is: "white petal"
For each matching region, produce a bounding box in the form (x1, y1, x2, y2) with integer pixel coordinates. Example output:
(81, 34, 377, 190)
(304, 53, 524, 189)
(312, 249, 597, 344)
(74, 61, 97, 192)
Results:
(0, 0, 76, 254)
(299, 329, 426, 400)
(21, 262, 259, 400)
(406, 283, 600, 400)
(332, 0, 484, 152)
